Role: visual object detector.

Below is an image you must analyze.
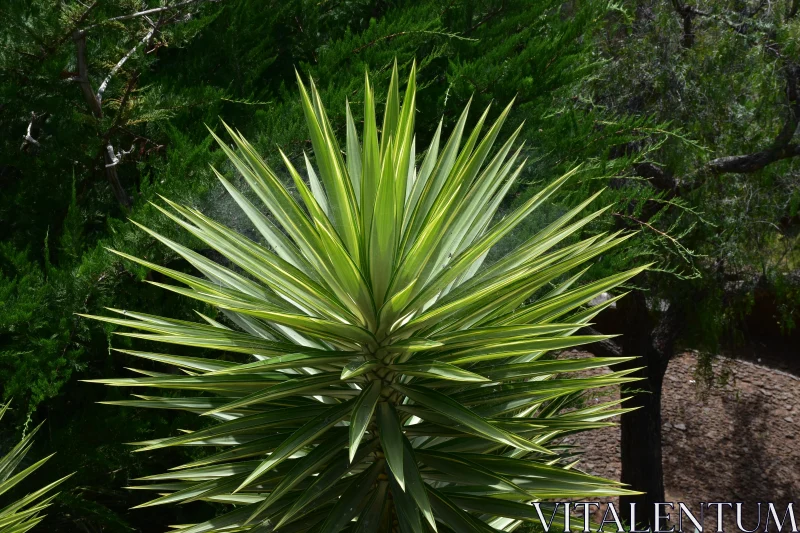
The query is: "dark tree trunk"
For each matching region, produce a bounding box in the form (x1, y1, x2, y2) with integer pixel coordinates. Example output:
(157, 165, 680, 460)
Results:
(681, 12, 695, 48)
(616, 290, 683, 528)
(103, 149, 132, 209)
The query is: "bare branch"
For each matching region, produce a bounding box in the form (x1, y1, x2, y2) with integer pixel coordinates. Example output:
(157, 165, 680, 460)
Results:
(704, 143, 800, 174)
(24, 123, 39, 146)
(103, 163, 132, 208)
(20, 111, 46, 151)
(95, 27, 155, 106)
(65, 0, 220, 210)
(81, 0, 215, 32)
(104, 143, 136, 167)
(102, 146, 132, 208)
(106, 0, 208, 22)
(634, 162, 678, 192)
(577, 326, 623, 357)
(78, 0, 218, 110)
(72, 30, 103, 118)
(23, 113, 40, 146)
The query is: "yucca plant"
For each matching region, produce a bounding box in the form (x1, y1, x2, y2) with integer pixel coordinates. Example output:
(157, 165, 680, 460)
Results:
(0, 403, 70, 532)
(85, 61, 646, 532)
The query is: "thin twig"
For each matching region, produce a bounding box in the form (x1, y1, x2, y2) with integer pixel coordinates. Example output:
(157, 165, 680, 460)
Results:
(81, 0, 213, 31)
(613, 212, 681, 244)
(351, 30, 477, 54)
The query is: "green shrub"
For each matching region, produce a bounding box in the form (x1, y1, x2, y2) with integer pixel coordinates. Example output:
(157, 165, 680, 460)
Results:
(87, 63, 643, 532)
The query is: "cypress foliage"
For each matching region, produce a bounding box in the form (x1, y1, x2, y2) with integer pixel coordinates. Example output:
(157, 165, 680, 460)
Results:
(0, 1, 668, 529)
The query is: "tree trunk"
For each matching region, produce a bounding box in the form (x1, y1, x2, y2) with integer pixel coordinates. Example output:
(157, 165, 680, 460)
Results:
(616, 290, 683, 527)
(619, 372, 665, 525)
(103, 149, 132, 209)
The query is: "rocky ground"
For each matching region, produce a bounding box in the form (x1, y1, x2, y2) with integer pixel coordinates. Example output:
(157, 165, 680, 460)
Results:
(562, 350, 800, 531)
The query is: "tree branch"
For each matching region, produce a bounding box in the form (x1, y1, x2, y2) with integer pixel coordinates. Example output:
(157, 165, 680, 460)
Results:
(670, 0, 696, 48)
(20, 111, 47, 151)
(670, 0, 760, 43)
(704, 143, 800, 174)
(64, 0, 220, 210)
(464, 2, 506, 36)
(95, 27, 155, 106)
(72, 30, 103, 118)
(81, 0, 214, 31)
(102, 147, 132, 208)
(639, 62, 799, 194)
(702, 63, 798, 174)
(634, 162, 678, 192)
(104, 143, 136, 167)
(578, 326, 623, 357)
(24, 119, 39, 146)
(351, 30, 476, 54)
(51, 1, 100, 52)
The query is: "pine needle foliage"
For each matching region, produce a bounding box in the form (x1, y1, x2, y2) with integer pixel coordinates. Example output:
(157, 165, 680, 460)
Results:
(86, 63, 645, 532)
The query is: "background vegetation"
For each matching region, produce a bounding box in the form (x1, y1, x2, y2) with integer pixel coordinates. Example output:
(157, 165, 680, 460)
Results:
(0, 0, 797, 531)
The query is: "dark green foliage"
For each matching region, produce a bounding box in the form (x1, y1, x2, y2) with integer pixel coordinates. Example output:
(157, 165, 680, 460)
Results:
(0, 1, 649, 529)
(592, 0, 800, 344)
(0, 0, 796, 530)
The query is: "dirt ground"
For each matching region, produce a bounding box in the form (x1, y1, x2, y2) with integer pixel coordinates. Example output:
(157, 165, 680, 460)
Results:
(562, 350, 800, 531)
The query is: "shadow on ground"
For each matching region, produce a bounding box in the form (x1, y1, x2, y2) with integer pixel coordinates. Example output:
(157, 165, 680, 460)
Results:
(565, 350, 800, 531)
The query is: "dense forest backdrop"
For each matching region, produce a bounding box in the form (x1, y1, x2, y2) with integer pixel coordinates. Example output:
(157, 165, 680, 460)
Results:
(1, 0, 798, 531)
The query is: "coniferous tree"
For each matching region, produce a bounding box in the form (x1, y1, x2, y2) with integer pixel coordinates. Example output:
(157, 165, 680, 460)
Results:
(581, 0, 800, 520)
